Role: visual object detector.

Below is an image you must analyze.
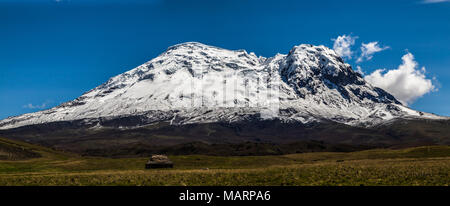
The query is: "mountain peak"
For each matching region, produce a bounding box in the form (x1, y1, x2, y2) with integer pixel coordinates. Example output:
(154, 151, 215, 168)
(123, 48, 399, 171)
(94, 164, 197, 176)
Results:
(165, 41, 212, 51)
(285, 44, 348, 76)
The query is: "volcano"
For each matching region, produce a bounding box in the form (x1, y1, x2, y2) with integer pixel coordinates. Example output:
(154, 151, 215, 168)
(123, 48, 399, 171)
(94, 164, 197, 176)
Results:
(0, 42, 448, 156)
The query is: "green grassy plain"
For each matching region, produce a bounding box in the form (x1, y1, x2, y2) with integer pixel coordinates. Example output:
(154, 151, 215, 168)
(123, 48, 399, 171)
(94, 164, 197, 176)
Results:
(0, 137, 449, 186)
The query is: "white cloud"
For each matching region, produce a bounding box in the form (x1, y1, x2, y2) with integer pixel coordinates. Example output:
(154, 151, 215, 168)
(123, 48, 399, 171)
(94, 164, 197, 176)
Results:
(357, 42, 389, 63)
(364, 52, 436, 105)
(332, 34, 357, 59)
(421, 0, 450, 4)
(23, 101, 50, 109)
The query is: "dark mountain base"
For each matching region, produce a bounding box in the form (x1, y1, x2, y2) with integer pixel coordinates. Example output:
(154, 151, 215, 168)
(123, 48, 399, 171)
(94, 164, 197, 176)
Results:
(82, 141, 375, 157)
(0, 118, 449, 157)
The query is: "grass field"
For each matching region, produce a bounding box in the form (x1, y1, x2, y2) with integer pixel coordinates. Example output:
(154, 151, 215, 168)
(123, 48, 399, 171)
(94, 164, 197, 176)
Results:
(0, 137, 449, 186)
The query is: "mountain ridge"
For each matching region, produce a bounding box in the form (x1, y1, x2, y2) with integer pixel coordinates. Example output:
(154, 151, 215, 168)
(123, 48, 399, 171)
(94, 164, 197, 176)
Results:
(0, 42, 446, 130)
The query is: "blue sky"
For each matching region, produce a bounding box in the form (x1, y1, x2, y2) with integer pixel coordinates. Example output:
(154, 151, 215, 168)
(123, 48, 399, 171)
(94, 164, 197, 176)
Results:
(0, 0, 449, 119)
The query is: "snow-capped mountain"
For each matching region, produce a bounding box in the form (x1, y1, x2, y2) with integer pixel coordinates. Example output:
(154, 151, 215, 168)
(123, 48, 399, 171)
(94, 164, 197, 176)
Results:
(0, 42, 444, 130)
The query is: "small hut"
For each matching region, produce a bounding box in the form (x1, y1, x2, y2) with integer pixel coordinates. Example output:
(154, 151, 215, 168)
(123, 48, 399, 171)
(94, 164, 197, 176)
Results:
(145, 154, 173, 169)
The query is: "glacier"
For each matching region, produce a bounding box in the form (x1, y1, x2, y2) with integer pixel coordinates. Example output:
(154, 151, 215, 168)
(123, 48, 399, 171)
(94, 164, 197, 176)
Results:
(0, 42, 445, 130)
